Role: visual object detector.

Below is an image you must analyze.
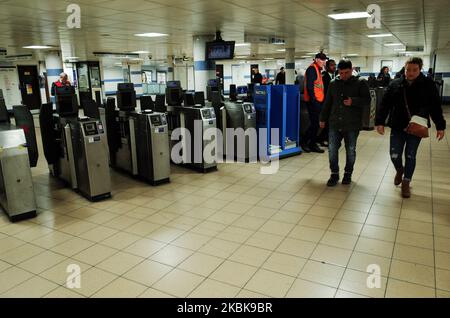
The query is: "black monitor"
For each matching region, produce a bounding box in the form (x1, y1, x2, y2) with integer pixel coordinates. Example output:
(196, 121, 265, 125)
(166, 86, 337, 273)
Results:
(211, 91, 222, 108)
(205, 41, 235, 60)
(117, 83, 136, 111)
(207, 79, 220, 101)
(194, 92, 205, 106)
(140, 95, 154, 111)
(247, 83, 255, 101)
(183, 92, 196, 107)
(167, 81, 181, 89)
(55, 85, 78, 117)
(166, 86, 183, 106)
(155, 94, 166, 112)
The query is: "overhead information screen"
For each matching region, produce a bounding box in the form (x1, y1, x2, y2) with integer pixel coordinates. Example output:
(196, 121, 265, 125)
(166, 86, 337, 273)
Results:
(206, 41, 235, 60)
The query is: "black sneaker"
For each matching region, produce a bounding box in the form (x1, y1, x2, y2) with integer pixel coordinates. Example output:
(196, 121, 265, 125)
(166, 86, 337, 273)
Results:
(309, 143, 325, 153)
(342, 173, 352, 185)
(327, 174, 340, 187)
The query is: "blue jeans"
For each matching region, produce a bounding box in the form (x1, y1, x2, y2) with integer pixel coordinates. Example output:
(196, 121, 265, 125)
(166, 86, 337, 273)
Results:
(329, 129, 360, 175)
(390, 129, 422, 181)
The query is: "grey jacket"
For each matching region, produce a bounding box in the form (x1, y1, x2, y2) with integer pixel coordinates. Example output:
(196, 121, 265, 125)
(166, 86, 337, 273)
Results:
(320, 75, 371, 131)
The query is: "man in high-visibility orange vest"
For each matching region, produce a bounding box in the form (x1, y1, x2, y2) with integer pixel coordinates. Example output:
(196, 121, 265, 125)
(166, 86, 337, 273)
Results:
(303, 52, 328, 153)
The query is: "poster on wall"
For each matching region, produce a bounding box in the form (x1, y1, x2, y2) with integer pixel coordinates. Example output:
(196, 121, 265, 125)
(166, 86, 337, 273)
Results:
(0, 67, 22, 109)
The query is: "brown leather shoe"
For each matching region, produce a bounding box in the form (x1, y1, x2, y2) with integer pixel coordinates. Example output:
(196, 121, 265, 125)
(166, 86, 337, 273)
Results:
(394, 167, 404, 186)
(401, 180, 411, 198)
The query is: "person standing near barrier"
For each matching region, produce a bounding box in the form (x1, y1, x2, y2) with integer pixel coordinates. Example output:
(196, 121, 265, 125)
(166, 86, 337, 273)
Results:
(375, 57, 446, 198)
(275, 67, 286, 85)
(320, 59, 371, 186)
(51, 72, 71, 96)
(318, 59, 336, 147)
(303, 52, 328, 153)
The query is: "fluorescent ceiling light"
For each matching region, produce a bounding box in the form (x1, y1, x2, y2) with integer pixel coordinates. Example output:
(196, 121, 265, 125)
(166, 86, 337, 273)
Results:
(277, 49, 286, 52)
(384, 43, 403, 46)
(66, 56, 79, 59)
(131, 51, 150, 54)
(273, 42, 285, 45)
(235, 43, 250, 47)
(235, 55, 248, 58)
(394, 48, 406, 51)
(328, 12, 370, 20)
(301, 55, 312, 58)
(134, 33, 168, 37)
(23, 45, 53, 49)
(263, 58, 274, 60)
(367, 33, 393, 38)
(346, 54, 359, 56)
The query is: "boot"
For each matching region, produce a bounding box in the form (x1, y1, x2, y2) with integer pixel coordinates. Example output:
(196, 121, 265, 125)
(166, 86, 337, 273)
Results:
(327, 174, 340, 187)
(394, 167, 404, 186)
(342, 173, 352, 185)
(401, 180, 411, 198)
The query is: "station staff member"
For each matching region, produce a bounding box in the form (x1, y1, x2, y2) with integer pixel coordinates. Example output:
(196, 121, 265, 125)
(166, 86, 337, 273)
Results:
(303, 52, 328, 153)
(51, 72, 72, 96)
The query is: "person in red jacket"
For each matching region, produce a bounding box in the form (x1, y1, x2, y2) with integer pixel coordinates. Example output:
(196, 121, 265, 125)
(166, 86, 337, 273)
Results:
(51, 72, 71, 96)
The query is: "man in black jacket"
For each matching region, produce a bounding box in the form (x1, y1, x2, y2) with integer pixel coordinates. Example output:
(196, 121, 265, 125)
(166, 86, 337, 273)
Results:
(375, 57, 445, 198)
(320, 59, 371, 186)
(275, 67, 286, 85)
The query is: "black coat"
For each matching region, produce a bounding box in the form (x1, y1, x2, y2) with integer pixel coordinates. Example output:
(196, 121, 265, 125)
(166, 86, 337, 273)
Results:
(375, 73, 446, 131)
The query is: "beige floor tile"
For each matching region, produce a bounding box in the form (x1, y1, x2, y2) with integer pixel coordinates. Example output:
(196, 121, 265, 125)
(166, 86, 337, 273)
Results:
(101, 232, 141, 250)
(288, 225, 324, 243)
(435, 237, 450, 253)
(246, 231, 285, 251)
(298, 215, 333, 230)
(2, 276, 58, 298)
(139, 287, 175, 298)
(73, 244, 118, 266)
(178, 252, 224, 277)
(328, 220, 363, 236)
(320, 231, 358, 250)
(229, 245, 272, 267)
(210, 260, 258, 288)
(92, 277, 147, 298)
(369, 204, 401, 218)
(277, 238, 316, 259)
(12, 226, 54, 242)
(78, 226, 119, 242)
(123, 221, 161, 237)
(396, 230, 434, 249)
(123, 260, 173, 287)
(335, 209, 367, 224)
(262, 252, 307, 277)
(103, 216, 140, 230)
(389, 260, 435, 288)
(150, 245, 194, 267)
(385, 279, 435, 298)
(233, 215, 267, 230)
(0, 266, 34, 294)
(436, 251, 450, 270)
(398, 219, 433, 235)
(43, 286, 85, 298)
(365, 214, 398, 229)
(74, 267, 117, 297)
(18, 251, 67, 274)
(189, 279, 240, 298)
(299, 260, 345, 288)
(146, 226, 185, 243)
(198, 238, 240, 259)
(237, 289, 270, 298)
(436, 269, 450, 292)
(97, 251, 144, 275)
(221, 202, 254, 214)
(310, 244, 352, 267)
(0, 244, 44, 265)
(171, 232, 211, 251)
(152, 268, 204, 297)
(360, 225, 397, 242)
(335, 290, 369, 298)
(31, 231, 74, 249)
(39, 258, 91, 285)
(50, 237, 95, 257)
(434, 224, 450, 239)
(216, 226, 254, 244)
(355, 237, 394, 258)
(0, 237, 27, 254)
(259, 220, 295, 236)
(0, 259, 12, 273)
(436, 289, 450, 298)
(123, 238, 166, 258)
(245, 269, 295, 298)
(307, 205, 339, 218)
(286, 279, 336, 298)
(347, 252, 391, 277)
(339, 269, 387, 298)
(393, 244, 434, 267)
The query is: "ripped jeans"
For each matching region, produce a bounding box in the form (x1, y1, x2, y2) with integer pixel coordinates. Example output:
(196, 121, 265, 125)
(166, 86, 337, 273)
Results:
(390, 129, 422, 181)
(328, 129, 360, 175)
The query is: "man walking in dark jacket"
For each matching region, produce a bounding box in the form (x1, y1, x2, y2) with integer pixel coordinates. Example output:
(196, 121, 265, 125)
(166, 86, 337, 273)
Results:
(320, 59, 371, 186)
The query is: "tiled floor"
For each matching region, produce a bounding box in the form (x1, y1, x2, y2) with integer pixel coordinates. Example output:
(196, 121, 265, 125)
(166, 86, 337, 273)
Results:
(0, 108, 450, 298)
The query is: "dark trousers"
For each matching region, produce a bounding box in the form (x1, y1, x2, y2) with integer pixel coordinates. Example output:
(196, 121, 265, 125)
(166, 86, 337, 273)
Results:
(390, 129, 422, 181)
(305, 101, 322, 146)
(329, 129, 360, 175)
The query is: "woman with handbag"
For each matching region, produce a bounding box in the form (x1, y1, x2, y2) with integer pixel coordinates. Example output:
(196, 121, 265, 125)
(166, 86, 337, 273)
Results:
(375, 57, 446, 198)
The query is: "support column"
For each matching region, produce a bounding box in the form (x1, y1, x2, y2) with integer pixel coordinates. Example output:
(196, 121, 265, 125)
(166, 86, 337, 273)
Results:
(285, 48, 296, 84)
(193, 35, 216, 93)
(45, 52, 64, 100)
(167, 56, 175, 81)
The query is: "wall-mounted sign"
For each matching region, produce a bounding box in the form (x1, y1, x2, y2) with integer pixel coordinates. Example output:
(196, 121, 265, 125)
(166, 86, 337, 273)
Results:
(405, 45, 424, 52)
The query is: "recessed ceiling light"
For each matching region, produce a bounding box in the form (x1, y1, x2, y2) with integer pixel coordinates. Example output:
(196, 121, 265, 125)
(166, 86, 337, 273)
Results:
(235, 43, 250, 47)
(328, 12, 370, 20)
(131, 51, 150, 54)
(23, 45, 53, 49)
(384, 43, 403, 46)
(367, 33, 393, 38)
(346, 54, 359, 56)
(273, 43, 285, 45)
(277, 49, 286, 52)
(134, 33, 168, 37)
(394, 48, 406, 51)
